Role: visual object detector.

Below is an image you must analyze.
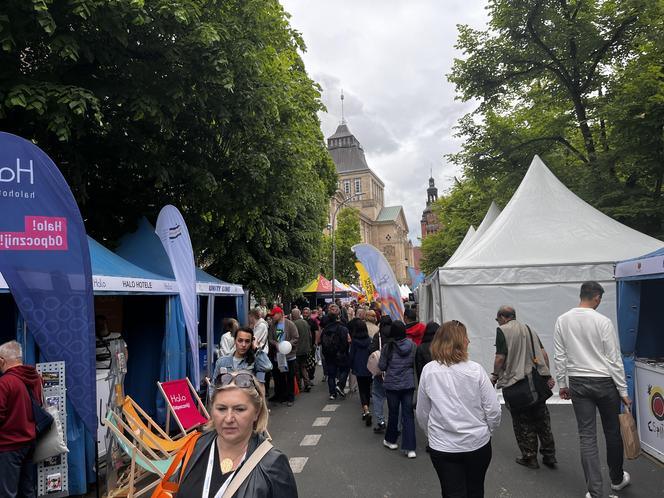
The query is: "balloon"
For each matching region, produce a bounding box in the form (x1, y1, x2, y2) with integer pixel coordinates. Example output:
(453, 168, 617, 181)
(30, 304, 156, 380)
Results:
(278, 341, 292, 355)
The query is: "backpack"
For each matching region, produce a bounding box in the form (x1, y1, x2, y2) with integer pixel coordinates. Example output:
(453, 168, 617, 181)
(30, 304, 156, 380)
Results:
(321, 324, 340, 358)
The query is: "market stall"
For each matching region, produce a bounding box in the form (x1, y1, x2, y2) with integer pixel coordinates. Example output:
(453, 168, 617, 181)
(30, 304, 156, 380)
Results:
(615, 247, 664, 463)
(301, 274, 350, 307)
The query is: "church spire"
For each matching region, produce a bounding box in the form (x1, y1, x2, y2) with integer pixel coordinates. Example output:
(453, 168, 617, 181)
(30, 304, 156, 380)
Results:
(340, 89, 346, 125)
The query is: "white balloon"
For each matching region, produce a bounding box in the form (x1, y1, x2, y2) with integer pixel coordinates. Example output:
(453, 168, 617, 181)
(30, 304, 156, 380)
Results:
(278, 341, 292, 355)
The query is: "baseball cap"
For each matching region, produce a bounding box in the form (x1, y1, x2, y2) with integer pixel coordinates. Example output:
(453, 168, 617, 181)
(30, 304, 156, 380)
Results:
(269, 306, 284, 316)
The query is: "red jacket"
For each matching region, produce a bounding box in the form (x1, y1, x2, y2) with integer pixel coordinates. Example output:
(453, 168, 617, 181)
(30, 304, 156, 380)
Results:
(405, 321, 426, 346)
(0, 364, 43, 452)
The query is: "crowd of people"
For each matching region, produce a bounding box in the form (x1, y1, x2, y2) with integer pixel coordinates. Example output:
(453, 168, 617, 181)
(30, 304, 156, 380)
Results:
(226, 282, 633, 498)
(0, 281, 634, 497)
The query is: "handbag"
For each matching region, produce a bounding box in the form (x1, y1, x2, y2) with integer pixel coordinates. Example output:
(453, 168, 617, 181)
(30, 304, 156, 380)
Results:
(33, 404, 68, 462)
(502, 326, 552, 413)
(619, 407, 641, 459)
(367, 334, 382, 376)
(526, 326, 553, 403)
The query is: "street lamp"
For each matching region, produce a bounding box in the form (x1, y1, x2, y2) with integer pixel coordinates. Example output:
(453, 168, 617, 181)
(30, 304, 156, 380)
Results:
(332, 192, 364, 302)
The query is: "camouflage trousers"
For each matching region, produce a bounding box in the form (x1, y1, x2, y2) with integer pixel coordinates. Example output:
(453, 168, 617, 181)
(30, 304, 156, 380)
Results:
(509, 402, 556, 459)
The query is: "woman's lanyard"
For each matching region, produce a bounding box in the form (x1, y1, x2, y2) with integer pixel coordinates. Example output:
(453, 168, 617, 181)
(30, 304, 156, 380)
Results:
(202, 437, 247, 498)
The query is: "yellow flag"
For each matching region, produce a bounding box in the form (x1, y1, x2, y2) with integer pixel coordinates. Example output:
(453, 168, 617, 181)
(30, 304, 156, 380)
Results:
(355, 261, 376, 303)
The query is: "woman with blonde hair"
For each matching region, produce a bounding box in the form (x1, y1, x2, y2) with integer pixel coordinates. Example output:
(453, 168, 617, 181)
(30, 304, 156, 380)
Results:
(416, 321, 501, 498)
(174, 370, 297, 497)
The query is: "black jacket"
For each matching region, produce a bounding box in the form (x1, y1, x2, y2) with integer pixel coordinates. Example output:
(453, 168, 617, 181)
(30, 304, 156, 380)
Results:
(177, 431, 298, 498)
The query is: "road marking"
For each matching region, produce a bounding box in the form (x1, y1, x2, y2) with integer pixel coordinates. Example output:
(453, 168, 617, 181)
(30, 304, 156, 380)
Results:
(300, 434, 321, 446)
(313, 417, 330, 427)
(289, 457, 308, 473)
(322, 404, 339, 412)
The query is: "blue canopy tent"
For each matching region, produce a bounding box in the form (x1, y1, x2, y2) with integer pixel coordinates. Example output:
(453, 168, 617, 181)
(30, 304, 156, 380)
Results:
(115, 217, 245, 388)
(0, 236, 180, 495)
(615, 248, 664, 463)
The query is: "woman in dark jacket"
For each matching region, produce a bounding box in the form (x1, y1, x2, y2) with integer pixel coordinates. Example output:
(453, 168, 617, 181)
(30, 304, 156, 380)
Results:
(378, 320, 417, 458)
(369, 315, 392, 433)
(349, 321, 373, 426)
(175, 371, 297, 497)
(415, 321, 440, 381)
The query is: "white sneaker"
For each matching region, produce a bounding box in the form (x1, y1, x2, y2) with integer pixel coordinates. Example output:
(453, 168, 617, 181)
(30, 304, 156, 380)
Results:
(585, 493, 619, 498)
(383, 440, 398, 450)
(610, 471, 631, 491)
(407, 451, 416, 459)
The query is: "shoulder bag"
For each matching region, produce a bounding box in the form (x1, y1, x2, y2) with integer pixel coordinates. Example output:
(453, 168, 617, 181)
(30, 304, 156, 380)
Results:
(367, 334, 382, 376)
(502, 326, 552, 413)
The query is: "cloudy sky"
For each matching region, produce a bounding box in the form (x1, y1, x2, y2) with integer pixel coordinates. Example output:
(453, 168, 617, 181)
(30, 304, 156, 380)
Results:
(280, 0, 488, 243)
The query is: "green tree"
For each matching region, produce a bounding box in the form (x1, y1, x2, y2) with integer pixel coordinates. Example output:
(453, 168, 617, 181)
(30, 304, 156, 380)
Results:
(0, 0, 337, 296)
(450, 0, 643, 169)
(319, 207, 361, 283)
(443, 0, 664, 249)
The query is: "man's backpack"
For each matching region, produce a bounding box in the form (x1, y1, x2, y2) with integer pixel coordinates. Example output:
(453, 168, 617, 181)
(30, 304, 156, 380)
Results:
(321, 325, 340, 358)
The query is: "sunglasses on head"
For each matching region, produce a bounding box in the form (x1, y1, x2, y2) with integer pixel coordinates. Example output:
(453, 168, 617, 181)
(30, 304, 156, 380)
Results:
(214, 371, 257, 389)
(452, 319, 465, 328)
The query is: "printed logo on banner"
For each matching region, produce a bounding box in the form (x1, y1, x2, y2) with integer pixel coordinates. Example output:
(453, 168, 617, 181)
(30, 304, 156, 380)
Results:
(0, 158, 35, 200)
(647, 384, 664, 440)
(650, 385, 664, 421)
(168, 224, 182, 240)
(0, 216, 68, 250)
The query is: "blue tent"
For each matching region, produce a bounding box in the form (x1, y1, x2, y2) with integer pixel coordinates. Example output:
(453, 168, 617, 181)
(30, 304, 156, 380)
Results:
(615, 247, 664, 463)
(115, 217, 244, 298)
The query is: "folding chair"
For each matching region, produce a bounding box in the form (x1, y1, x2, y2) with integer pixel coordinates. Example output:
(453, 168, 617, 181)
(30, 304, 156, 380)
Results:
(103, 411, 176, 498)
(121, 396, 195, 453)
(157, 378, 210, 436)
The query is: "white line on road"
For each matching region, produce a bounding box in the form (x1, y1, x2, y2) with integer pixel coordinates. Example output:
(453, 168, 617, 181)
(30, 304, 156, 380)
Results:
(300, 434, 321, 446)
(289, 457, 309, 473)
(322, 404, 339, 412)
(312, 417, 330, 427)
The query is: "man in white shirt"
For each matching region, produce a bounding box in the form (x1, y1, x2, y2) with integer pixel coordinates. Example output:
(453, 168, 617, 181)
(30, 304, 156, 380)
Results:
(554, 281, 632, 498)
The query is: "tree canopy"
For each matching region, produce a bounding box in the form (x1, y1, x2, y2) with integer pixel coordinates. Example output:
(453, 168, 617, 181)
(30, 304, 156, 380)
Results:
(423, 0, 664, 270)
(0, 0, 337, 296)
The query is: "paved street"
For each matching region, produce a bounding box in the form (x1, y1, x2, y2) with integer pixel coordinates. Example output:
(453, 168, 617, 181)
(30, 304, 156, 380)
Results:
(267, 370, 664, 498)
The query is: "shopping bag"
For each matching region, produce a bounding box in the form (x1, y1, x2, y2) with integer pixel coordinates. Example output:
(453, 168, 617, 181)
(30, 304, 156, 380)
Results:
(619, 407, 641, 459)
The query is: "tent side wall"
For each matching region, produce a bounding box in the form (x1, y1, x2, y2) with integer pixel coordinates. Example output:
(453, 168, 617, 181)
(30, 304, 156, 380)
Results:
(437, 264, 617, 384)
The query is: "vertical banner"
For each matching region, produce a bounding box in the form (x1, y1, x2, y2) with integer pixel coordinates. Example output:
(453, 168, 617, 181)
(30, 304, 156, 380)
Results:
(355, 261, 375, 303)
(408, 266, 425, 288)
(0, 132, 96, 433)
(352, 243, 404, 321)
(156, 205, 200, 387)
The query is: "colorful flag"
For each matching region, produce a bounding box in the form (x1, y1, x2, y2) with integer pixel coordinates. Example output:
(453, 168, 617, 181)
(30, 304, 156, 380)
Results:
(355, 261, 375, 303)
(352, 243, 404, 321)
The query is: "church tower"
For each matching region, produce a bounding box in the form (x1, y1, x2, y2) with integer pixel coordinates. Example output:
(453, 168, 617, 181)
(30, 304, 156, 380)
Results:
(420, 175, 441, 240)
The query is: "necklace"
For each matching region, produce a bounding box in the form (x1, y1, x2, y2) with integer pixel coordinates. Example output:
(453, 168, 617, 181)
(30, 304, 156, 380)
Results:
(217, 440, 247, 474)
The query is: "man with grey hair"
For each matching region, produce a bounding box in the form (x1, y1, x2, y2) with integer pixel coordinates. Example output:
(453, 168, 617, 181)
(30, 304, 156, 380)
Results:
(492, 305, 556, 470)
(0, 340, 44, 497)
(554, 281, 632, 497)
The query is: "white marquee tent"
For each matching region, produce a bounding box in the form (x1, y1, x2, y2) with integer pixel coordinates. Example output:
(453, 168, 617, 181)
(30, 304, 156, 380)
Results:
(423, 156, 663, 382)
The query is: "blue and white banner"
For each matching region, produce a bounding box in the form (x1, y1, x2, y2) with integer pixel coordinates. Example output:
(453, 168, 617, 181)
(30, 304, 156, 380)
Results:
(408, 266, 425, 288)
(156, 205, 200, 386)
(352, 243, 404, 321)
(0, 132, 96, 432)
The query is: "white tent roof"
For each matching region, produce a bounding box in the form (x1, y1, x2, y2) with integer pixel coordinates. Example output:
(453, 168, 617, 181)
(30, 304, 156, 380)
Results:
(445, 225, 476, 267)
(448, 156, 663, 269)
